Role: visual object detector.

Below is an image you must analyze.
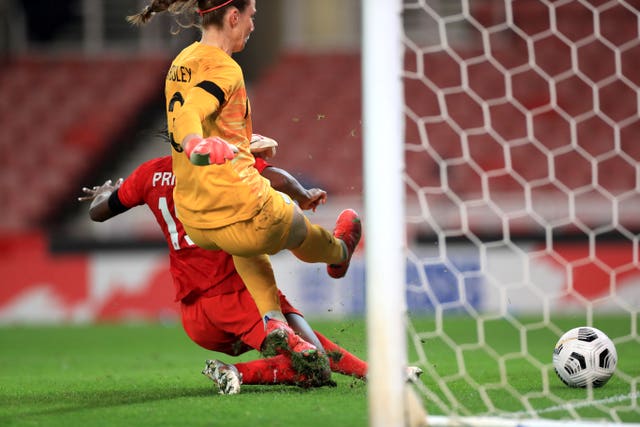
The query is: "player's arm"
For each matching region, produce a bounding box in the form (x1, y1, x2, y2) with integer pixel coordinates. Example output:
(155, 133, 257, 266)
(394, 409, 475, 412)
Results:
(77, 179, 128, 222)
(171, 74, 237, 166)
(250, 134, 327, 212)
(250, 133, 327, 211)
(261, 166, 327, 212)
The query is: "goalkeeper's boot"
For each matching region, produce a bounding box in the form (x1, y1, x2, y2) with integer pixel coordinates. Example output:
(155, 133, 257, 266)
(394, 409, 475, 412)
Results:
(327, 209, 362, 279)
(202, 359, 243, 395)
(263, 318, 318, 358)
(406, 366, 424, 383)
(263, 318, 331, 385)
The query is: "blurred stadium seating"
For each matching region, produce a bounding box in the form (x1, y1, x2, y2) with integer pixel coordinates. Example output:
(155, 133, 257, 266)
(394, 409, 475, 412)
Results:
(2, 0, 639, 237)
(0, 54, 170, 231)
(251, 52, 363, 196)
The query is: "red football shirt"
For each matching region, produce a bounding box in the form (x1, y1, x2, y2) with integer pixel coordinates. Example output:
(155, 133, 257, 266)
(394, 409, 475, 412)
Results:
(116, 155, 270, 302)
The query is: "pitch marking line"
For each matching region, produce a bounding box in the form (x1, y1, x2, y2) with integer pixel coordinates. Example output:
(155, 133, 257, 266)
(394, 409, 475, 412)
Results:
(510, 392, 638, 416)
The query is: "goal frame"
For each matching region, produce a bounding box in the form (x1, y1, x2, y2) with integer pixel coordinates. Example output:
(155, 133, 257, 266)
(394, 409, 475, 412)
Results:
(362, 1, 640, 426)
(363, 1, 409, 427)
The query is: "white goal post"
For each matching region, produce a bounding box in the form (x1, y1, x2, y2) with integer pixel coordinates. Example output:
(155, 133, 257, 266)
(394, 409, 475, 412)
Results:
(364, 0, 640, 426)
(363, 1, 409, 427)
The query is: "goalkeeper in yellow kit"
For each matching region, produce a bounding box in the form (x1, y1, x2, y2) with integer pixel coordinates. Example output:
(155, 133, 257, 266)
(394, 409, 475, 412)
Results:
(127, 0, 361, 366)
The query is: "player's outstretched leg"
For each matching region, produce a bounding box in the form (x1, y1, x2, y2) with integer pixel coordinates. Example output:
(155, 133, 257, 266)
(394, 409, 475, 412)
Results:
(327, 209, 362, 279)
(202, 359, 243, 395)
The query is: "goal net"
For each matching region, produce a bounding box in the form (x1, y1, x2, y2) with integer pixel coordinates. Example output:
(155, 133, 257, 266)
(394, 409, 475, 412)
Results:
(366, 1, 640, 426)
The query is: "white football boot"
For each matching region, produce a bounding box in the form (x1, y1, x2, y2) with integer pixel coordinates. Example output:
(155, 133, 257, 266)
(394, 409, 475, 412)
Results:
(406, 366, 424, 383)
(202, 359, 243, 395)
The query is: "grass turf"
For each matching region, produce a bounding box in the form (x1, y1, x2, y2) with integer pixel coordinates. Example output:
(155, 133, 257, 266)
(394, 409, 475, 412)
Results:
(0, 319, 368, 427)
(408, 314, 640, 423)
(1, 316, 638, 426)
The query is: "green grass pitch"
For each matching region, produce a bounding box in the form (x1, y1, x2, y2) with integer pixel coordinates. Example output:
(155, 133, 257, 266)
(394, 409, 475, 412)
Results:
(409, 314, 640, 423)
(0, 319, 369, 427)
(1, 316, 638, 426)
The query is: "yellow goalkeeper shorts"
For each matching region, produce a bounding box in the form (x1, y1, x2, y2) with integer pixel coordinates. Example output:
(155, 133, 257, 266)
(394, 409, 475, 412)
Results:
(183, 187, 296, 257)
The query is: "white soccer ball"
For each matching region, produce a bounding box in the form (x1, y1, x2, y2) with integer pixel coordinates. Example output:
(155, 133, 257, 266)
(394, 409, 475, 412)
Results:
(552, 326, 617, 388)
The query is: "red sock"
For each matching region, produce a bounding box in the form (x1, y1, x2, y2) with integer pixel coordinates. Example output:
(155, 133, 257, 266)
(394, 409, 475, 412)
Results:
(314, 330, 368, 379)
(235, 355, 306, 385)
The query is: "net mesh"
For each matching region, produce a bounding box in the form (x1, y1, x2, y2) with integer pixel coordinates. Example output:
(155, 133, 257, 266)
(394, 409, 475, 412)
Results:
(402, 0, 640, 423)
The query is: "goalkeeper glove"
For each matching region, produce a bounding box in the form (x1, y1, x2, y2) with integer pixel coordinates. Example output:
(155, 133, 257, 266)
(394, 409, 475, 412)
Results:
(184, 136, 237, 166)
(250, 134, 278, 159)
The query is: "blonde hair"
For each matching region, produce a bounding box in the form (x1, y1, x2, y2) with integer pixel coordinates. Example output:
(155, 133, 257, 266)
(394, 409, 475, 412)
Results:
(126, 0, 248, 28)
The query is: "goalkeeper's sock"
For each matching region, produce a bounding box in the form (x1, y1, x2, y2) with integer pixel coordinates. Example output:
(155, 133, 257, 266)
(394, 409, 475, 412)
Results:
(290, 217, 344, 264)
(232, 254, 282, 317)
(263, 310, 287, 325)
(235, 355, 306, 385)
(314, 330, 367, 379)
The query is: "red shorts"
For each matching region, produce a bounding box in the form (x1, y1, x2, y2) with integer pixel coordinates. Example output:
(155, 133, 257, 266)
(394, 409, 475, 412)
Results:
(180, 287, 303, 355)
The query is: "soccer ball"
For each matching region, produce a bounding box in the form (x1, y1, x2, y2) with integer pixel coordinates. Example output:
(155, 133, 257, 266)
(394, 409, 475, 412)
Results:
(552, 326, 617, 388)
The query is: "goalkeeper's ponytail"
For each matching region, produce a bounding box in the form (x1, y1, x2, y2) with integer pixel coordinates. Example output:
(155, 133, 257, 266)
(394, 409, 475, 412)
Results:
(126, 0, 248, 27)
(126, 0, 195, 26)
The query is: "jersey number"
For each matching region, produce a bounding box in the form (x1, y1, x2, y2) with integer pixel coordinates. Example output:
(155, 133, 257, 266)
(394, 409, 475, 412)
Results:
(158, 196, 194, 250)
(167, 91, 184, 153)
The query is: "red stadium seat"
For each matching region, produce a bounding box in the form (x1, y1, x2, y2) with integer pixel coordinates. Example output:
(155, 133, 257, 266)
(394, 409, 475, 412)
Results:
(1, 55, 170, 230)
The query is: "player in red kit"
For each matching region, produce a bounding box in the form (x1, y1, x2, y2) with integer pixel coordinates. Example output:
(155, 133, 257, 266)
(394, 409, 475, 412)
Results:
(78, 138, 393, 394)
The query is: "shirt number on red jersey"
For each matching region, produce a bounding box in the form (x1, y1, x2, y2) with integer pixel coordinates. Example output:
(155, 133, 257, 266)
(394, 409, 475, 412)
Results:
(158, 196, 194, 250)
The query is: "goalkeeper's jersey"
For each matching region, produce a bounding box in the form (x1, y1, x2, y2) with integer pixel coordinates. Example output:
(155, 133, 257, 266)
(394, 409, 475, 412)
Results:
(165, 41, 270, 229)
(117, 156, 271, 302)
